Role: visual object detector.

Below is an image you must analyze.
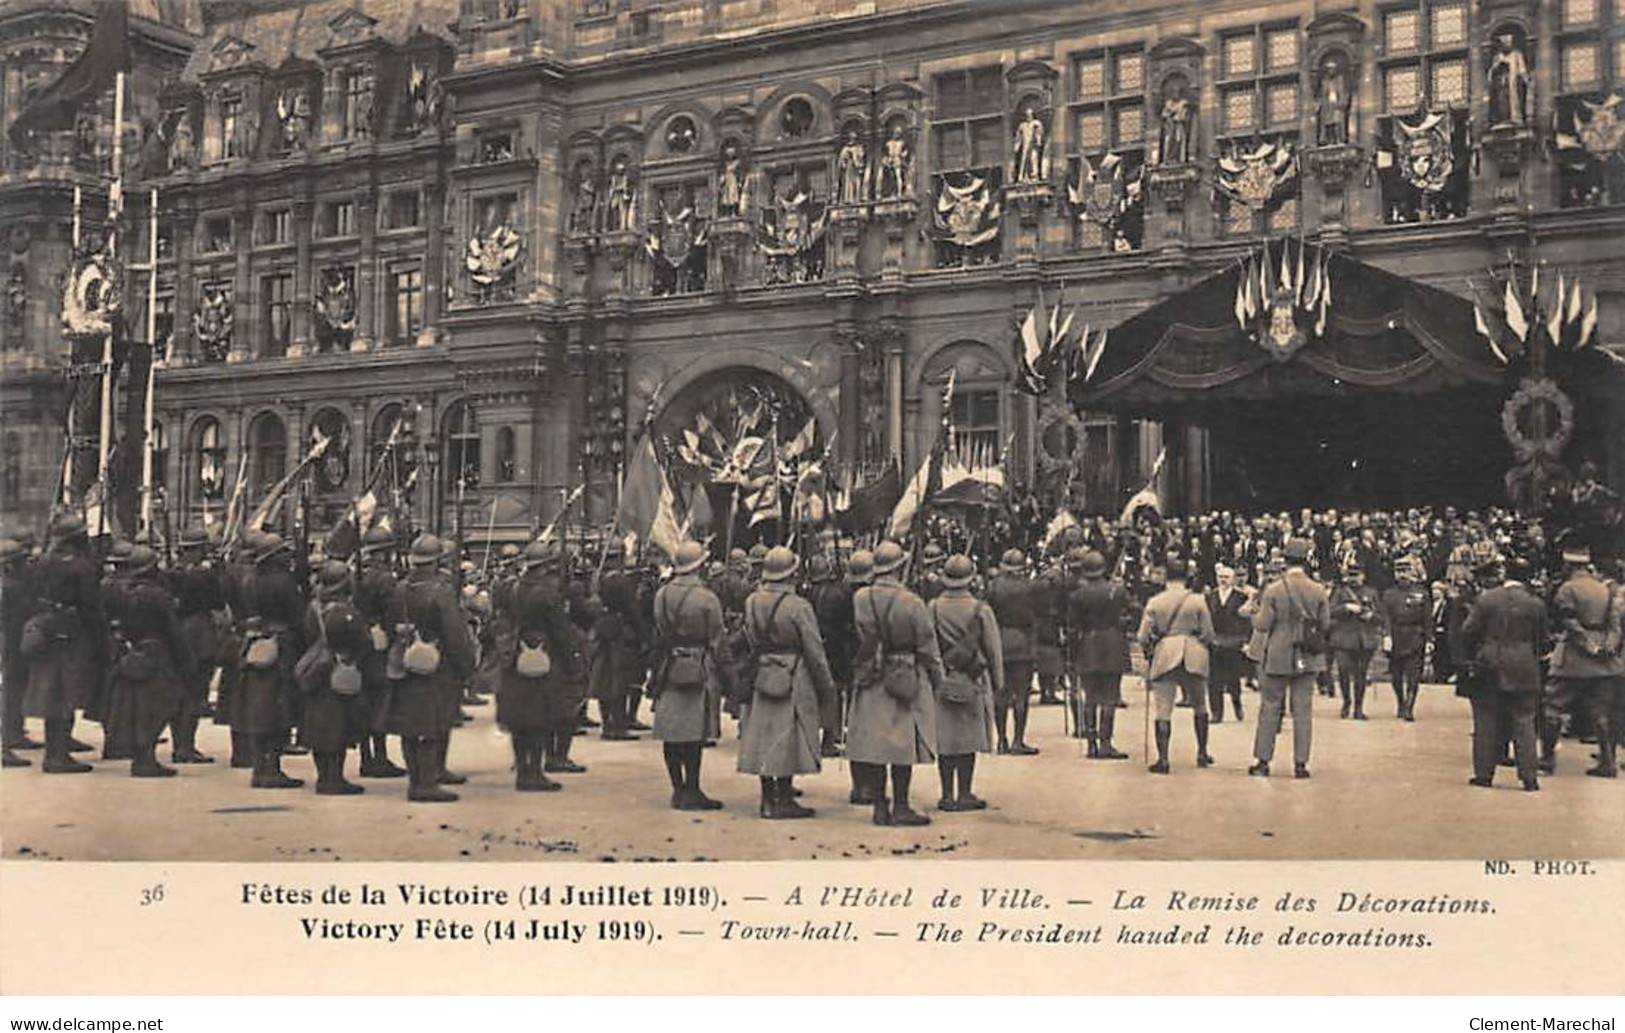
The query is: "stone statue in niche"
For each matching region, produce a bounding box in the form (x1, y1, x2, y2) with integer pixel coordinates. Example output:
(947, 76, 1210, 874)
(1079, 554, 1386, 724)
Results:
(604, 154, 636, 232)
(1157, 76, 1193, 165)
(1315, 51, 1353, 146)
(1011, 102, 1047, 183)
(168, 116, 195, 171)
(877, 121, 913, 200)
(1487, 29, 1530, 127)
(836, 128, 870, 204)
(569, 160, 597, 233)
(717, 139, 750, 216)
(277, 87, 312, 151)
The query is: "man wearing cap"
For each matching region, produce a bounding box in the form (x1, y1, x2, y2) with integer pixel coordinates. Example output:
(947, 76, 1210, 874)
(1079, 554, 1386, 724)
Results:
(928, 554, 1002, 811)
(234, 533, 308, 789)
(986, 548, 1038, 756)
(1459, 556, 1545, 790)
(849, 540, 943, 826)
(1543, 547, 1619, 777)
(385, 535, 476, 801)
(650, 541, 726, 809)
(300, 561, 369, 795)
(102, 546, 195, 778)
(805, 553, 855, 759)
(591, 542, 648, 742)
(1137, 557, 1217, 774)
(1380, 556, 1430, 721)
(1, 537, 38, 766)
(23, 515, 109, 773)
(737, 546, 836, 819)
(1033, 550, 1070, 708)
(1328, 561, 1382, 721)
(497, 540, 586, 794)
(354, 527, 406, 779)
(1069, 549, 1131, 760)
(1204, 563, 1251, 724)
(1249, 539, 1330, 779)
(167, 529, 222, 764)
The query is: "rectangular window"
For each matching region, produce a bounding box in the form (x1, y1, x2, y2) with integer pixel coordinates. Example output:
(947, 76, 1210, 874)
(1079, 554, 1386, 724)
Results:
(1075, 55, 1106, 100)
(1224, 86, 1257, 133)
(325, 201, 354, 238)
(1266, 82, 1299, 126)
(262, 273, 292, 358)
(264, 208, 291, 245)
(1385, 8, 1420, 52)
(1562, 41, 1601, 91)
(1265, 28, 1298, 71)
(388, 266, 423, 345)
(204, 216, 232, 253)
(1561, 0, 1598, 26)
(342, 68, 372, 139)
(1075, 109, 1105, 151)
(1429, 1, 1467, 46)
(1113, 103, 1144, 145)
(1113, 50, 1143, 93)
(1430, 58, 1468, 106)
(154, 295, 175, 359)
(1223, 34, 1257, 76)
(479, 132, 515, 163)
(1385, 63, 1421, 111)
(220, 93, 241, 159)
(385, 191, 420, 229)
(932, 65, 1005, 174)
(949, 388, 1001, 460)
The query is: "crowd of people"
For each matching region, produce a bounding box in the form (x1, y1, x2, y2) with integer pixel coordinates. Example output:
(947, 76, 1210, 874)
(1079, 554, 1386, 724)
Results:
(1, 499, 1620, 831)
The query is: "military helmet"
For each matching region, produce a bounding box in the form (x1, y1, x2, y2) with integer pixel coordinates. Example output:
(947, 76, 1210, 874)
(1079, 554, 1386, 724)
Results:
(255, 533, 291, 564)
(999, 548, 1026, 573)
(727, 547, 749, 569)
(940, 553, 975, 588)
(671, 540, 707, 576)
(50, 514, 88, 544)
(499, 543, 521, 560)
(922, 542, 945, 564)
(123, 544, 160, 572)
(1064, 545, 1088, 569)
(761, 546, 799, 582)
(1079, 550, 1107, 577)
(522, 539, 560, 570)
(0, 538, 24, 564)
(847, 549, 875, 582)
(806, 554, 835, 582)
(178, 527, 211, 550)
(872, 540, 907, 575)
(747, 543, 769, 565)
(361, 526, 395, 554)
(108, 539, 135, 562)
(409, 534, 443, 566)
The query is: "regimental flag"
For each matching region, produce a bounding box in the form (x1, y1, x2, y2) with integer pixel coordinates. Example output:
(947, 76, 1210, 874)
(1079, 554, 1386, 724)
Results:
(617, 435, 669, 555)
(247, 431, 332, 533)
(1119, 447, 1166, 524)
(1474, 303, 1510, 365)
(1579, 288, 1599, 348)
(1568, 279, 1585, 326)
(1546, 271, 1566, 346)
(1039, 509, 1079, 552)
(1234, 256, 1251, 330)
(8, 1, 130, 147)
(1504, 277, 1530, 342)
(837, 460, 902, 533)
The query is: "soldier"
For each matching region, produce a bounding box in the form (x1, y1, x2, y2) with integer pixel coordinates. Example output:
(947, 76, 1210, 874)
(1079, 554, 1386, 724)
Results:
(805, 554, 854, 759)
(496, 540, 586, 793)
(917, 542, 946, 603)
(1033, 550, 1070, 709)
(849, 540, 942, 827)
(2, 537, 37, 766)
(1380, 555, 1430, 721)
(1459, 555, 1544, 791)
(218, 529, 262, 769)
(985, 548, 1037, 756)
(592, 543, 648, 741)
(300, 561, 369, 795)
(1136, 557, 1217, 775)
(168, 529, 221, 763)
(22, 515, 108, 774)
(102, 546, 195, 778)
(843, 548, 877, 804)
(235, 533, 308, 789)
(928, 554, 1001, 811)
(1328, 560, 1382, 720)
(1542, 547, 1619, 777)
(98, 539, 140, 761)
(1204, 563, 1251, 724)
(737, 546, 836, 819)
(651, 541, 726, 810)
(384, 535, 476, 802)
(1068, 549, 1131, 760)
(1249, 539, 1330, 779)
(353, 527, 406, 778)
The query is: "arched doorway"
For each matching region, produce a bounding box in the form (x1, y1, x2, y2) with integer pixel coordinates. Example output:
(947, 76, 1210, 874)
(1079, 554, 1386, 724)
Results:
(654, 366, 822, 550)
(247, 412, 287, 504)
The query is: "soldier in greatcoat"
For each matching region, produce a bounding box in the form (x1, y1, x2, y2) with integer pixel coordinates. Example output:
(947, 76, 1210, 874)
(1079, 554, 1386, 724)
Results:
(805, 553, 854, 758)
(234, 533, 308, 789)
(105, 546, 195, 778)
(168, 529, 222, 763)
(737, 547, 835, 819)
(299, 561, 370, 795)
(650, 541, 726, 810)
(849, 540, 942, 827)
(591, 545, 647, 741)
(98, 539, 139, 761)
(0, 538, 35, 767)
(1328, 561, 1383, 720)
(495, 540, 585, 793)
(928, 554, 1002, 812)
(384, 535, 475, 801)
(217, 530, 260, 768)
(843, 548, 877, 803)
(23, 515, 108, 774)
(985, 548, 1036, 756)
(1542, 547, 1620, 777)
(1033, 553, 1068, 710)
(354, 527, 406, 778)
(1067, 550, 1131, 760)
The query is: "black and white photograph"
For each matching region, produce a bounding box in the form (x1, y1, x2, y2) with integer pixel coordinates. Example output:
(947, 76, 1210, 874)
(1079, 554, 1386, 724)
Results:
(1, 0, 1623, 881)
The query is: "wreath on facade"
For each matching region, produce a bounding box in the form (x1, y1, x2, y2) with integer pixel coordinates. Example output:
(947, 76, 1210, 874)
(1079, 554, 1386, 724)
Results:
(1500, 377, 1574, 460)
(466, 224, 522, 287)
(61, 252, 123, 340)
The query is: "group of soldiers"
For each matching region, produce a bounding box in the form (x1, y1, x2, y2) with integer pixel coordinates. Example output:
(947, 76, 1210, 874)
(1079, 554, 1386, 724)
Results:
(1, 499, 1620, 828)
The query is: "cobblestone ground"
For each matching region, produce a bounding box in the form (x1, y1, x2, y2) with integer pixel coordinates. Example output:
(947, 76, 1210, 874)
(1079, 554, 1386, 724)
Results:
(3, 680, 1621, 863)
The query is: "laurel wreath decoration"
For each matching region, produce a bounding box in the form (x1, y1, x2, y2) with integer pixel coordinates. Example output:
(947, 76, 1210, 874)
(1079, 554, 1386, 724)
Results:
(1500, 377, 1573, 460)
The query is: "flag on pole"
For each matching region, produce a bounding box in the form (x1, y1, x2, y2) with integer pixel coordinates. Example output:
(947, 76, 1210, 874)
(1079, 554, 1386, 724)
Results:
(7, 1, 129, 146)
(1082, 326, 1109, 382)
(616, 435, 685, 558)
(1504, 277, 1529, 342)
(1294, 237, 1305, 306)
(1546, 271, 1565, 346)
(247, 432, 332, 533)
(1567, 279, 1584, 326)
(1039, 509, 1078, 552)
(1579, 290, 1599, 348)
(1474, 304, 1510, 365)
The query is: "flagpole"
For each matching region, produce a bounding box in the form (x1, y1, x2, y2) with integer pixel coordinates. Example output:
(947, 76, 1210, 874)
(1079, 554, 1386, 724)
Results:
(140, 187, 158, 539)
(95, 69, 126, 537)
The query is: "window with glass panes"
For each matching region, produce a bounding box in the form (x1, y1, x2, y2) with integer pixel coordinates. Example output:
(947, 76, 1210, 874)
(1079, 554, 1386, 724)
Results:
(933, 66, 1005, 174)
(1068, 44, 1147, 247)
(1379, 1, 1470, 113)
(1556, 0, 1624, 94)
(262, 273, 292, 357)
(263, 208, 291, 245)
(219, 91, 241, 159)
(1216, 23, 1302, 236)
(389, 266, 423, 345)
(342, 66, 373, 139)
(324, 200, 354, 238)
(154, 295, 174, 359)
(444, 402, 480, 490)
(950, 388, 1002, 463)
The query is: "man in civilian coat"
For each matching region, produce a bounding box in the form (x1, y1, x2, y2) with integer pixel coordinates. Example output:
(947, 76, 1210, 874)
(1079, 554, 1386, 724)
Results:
(1543, 547, 1620, 777)
(1459, 555, 1545, 790)
(736, 547, 836, 819)
(1068, 549, 1131, 759)
(1249, 538, 1330, 779)
(927, 554, 1002, 811)
(1136, 557, 1216, 774)
(651, 541, 726, 810)
(849, 540, 943, 826)
(1204, 563, 1251, 724)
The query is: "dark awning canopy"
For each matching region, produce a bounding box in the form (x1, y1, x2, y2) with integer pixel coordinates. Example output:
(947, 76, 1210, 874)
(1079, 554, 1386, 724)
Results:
(1071, 246, 1510, 421)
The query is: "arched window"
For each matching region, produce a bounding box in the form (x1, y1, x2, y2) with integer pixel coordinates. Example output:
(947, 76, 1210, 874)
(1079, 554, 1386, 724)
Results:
(443, 401, 480, 491)
(496, 425, 517, 482)
(191, 417, 225, 502)
(248, 412, 287, 499)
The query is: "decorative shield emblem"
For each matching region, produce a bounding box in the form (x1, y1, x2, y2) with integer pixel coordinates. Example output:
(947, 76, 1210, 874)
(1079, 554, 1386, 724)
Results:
(1260, 287, 1307, 361)
(660, 218, 692, 265)
(948, 194, 984, 237)
(1579, 103, 1625, 159)
(1234, 160, 1280, 210)
(1394, 111, 1455, 194)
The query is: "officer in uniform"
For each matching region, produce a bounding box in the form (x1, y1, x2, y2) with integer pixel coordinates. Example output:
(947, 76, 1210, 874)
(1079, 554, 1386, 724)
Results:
(985, 549, 1036, 756)
(1068, 549, 1131, 760)
(1033, 551, 1068, 709)
(651, 541, 726, 810)
(592, 544, 646, 741)
(385, 535, 475, 802)
(168, 529, 221, 764)
(805, 554, 854, 759)
(1137, 557, 1217, 775)
(927, 554, 1001, 812)
(1204, 564, 1251, 723)
(300, 561, 369, 795)
(1249, 539, 1330, 779)
(497, 540, 586, 793)
(1459, 555, 1545, 790)
(737, 547, 836, 819)
(23, 515, 108, 774)
(849, 541, 942, 827)
(235, 533, 308, 789)
(354, 527, 407, 778)
(1328, 561, 1382, 721)
(1543, 547, 1619, 777)
(1, 537, 38, 766)
(1380, 556, 1430, 721)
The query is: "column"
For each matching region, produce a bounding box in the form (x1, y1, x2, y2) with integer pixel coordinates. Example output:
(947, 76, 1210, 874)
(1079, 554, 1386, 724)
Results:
(885, 343, 904, 463)
(423, 179, 446, 330)
(173, 199, 197, 362)
(290, 197, 313, 354)
(227, 199, 253, 363)
(355, 185, 379, 350)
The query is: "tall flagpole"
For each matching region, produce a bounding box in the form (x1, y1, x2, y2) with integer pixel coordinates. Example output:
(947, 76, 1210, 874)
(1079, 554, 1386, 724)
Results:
(95, 69, 126, 536)
(140, 186, 158, 539)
